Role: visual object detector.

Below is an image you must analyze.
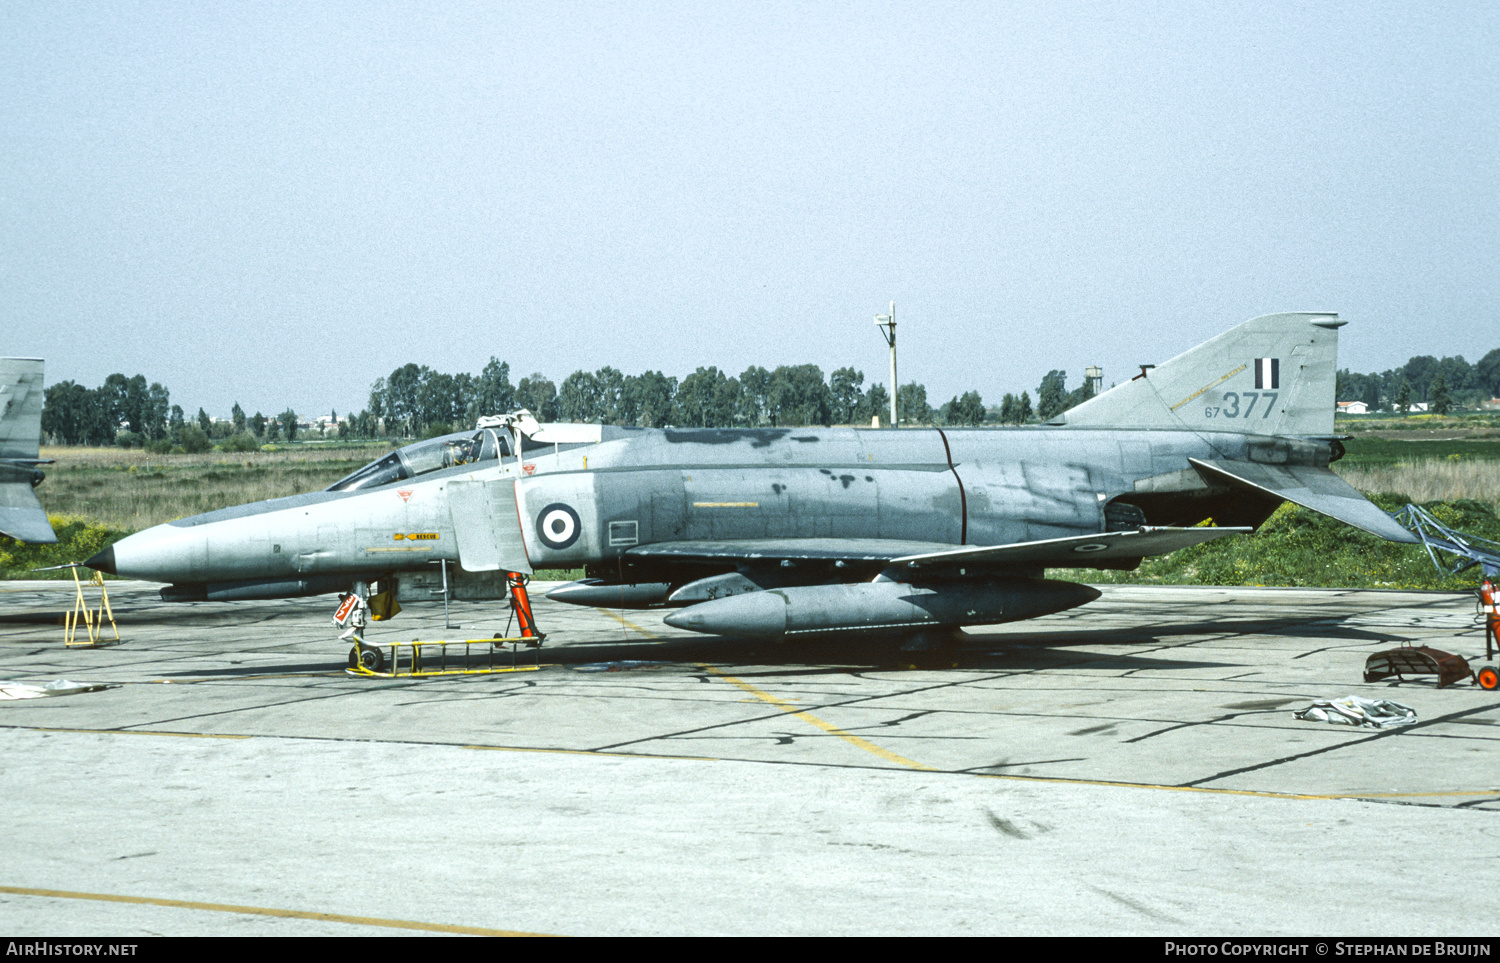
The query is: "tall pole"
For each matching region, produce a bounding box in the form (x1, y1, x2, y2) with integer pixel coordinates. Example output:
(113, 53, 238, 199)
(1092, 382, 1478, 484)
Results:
(874, 301, 897, 427)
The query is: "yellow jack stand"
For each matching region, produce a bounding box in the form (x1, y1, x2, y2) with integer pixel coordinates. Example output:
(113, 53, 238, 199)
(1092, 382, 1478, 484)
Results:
(347, 638, 540, 678)
(65, 565, 120, 648)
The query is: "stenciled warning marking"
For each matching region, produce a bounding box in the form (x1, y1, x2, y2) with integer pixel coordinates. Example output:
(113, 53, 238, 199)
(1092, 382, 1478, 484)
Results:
(393, 533, 439, 541)
(692, 502, 760, 508)
(396, 489, 414, 503)
(333, 594, 358, 623)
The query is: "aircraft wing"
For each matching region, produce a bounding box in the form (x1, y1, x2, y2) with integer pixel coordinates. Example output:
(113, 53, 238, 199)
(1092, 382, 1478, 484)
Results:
(0, 480, 57, 544)
(624, 527, 1247, 569)
(1188, 458, 1419, 544)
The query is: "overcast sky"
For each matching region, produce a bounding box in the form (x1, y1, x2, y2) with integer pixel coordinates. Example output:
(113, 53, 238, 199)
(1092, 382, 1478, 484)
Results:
(3, 2, 1496, 419)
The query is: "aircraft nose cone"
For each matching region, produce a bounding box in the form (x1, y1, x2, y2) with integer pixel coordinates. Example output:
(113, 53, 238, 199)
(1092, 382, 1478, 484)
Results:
(92, 524, 208, 583)
(84, 545, 116, 575)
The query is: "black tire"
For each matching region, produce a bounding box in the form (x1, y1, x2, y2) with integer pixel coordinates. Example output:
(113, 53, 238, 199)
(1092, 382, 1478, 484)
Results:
(358, 646, 385, 673)
(348, 646, 360, 669)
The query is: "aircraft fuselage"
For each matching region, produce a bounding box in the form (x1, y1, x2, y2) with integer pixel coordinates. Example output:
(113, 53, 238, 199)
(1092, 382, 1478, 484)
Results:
(92, 425, 1324, 593)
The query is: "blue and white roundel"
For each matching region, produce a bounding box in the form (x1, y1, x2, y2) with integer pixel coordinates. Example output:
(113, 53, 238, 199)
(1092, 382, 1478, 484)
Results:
(536, 503, 582, 550)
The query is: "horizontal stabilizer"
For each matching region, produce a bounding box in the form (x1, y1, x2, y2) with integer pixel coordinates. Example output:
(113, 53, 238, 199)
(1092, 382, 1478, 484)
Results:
(890, 526, 1248, 568)
(1189, 458, 1418, 544)
(0, 482, 58, 543)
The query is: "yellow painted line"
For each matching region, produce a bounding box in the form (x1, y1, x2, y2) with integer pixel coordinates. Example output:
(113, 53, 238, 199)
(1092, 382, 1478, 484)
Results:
(594, 608, 661, 640)
(144, 673, 343, 682)
(1171, 363, 1248, 411)
(0, 885, 555, 936)
(29, 727, 251, 740)
(364, 546, 438, 553)
(692, 502, 759, 507)
(699, 665, 938, 771)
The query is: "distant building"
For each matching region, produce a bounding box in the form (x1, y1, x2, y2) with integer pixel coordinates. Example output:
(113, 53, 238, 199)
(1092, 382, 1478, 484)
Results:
(1336, 401, 1369, 415)
(1482, 398, 1500, 411)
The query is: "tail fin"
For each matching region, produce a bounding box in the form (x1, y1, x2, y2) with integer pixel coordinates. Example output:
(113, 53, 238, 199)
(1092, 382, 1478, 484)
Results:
(0, 358, 57, 544)
(1056, 312, 1343, 436)
(0, 358, 46, 461)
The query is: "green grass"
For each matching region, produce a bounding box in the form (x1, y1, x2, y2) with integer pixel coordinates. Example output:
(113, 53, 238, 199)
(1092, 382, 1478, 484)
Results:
(532, 569, 585, 581)
(36, 445, 379, 531)
(0, 515, 133, 579)
(1338, 435, 1500, 466)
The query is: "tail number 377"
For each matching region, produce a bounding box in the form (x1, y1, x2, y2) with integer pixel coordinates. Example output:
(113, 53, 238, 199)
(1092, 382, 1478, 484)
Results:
(1207, 391, 1276, 419)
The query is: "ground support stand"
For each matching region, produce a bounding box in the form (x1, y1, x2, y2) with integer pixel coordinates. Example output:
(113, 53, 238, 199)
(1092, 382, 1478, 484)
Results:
(346, 570, 546, 679)
(1391, 508, 1500, 691)
(65, 565, 120, 648)
(347, 638, 540, 678)
(1478, 581, 1498, 691)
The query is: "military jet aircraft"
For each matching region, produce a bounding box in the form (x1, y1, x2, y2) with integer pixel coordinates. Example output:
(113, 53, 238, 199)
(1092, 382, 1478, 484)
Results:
(0, 358, 58, 544)
(85, 312, 1416, 659)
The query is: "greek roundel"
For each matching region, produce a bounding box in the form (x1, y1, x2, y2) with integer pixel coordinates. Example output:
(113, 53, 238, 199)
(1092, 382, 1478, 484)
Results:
(536, 503, 582, 550)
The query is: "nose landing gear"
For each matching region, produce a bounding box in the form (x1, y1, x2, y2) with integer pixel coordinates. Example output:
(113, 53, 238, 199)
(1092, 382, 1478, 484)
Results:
(348, 643, 385, 673)
(340, 571, 546, 678)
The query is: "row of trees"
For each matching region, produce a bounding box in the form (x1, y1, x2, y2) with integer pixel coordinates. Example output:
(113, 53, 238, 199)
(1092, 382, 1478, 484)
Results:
(41, 377, 302, 451)
(40, 360, 1106, 446)
(42, 375, 171, 446)
(353, 360, 1084, 438)
(1337, 349, 1500, 413)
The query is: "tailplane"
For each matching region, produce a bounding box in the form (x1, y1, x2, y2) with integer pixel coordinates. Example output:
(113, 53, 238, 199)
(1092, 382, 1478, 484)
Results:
(1056, 312, 1343, 437)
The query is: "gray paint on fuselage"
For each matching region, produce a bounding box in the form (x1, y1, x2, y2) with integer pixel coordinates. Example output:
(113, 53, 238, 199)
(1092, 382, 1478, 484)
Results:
(512, 425, 1267, 569)
(110, 423, 1314, 589)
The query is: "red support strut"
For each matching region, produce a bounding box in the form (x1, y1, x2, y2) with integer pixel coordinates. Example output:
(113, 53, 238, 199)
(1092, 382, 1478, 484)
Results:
(507, 572, 545, 645)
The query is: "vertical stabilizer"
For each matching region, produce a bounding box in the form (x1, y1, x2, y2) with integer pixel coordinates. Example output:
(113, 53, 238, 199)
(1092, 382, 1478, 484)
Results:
(1055, 313, 1343, 436)
(0, 358, 46, 460)
(0, 358, 57, 543)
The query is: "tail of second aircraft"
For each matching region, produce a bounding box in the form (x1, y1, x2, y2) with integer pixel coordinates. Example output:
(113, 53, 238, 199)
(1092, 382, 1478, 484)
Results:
(1054, 312, 1343, 437)
(0, 358, 57, 544)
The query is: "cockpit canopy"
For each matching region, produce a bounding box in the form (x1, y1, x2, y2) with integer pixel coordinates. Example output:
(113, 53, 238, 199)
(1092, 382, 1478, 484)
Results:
(326, 429, 511, 493)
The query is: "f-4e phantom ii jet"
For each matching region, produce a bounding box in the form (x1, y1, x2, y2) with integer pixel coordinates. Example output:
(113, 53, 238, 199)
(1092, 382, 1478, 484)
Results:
(86, 312, 1417, 653)
(0, 358, 58, 545)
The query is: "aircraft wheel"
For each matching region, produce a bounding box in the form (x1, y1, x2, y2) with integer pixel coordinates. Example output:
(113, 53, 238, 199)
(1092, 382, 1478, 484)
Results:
(358, 646, 385, 673)
(348, 646, 360, 669)
(1478, 666, 1499, 691)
